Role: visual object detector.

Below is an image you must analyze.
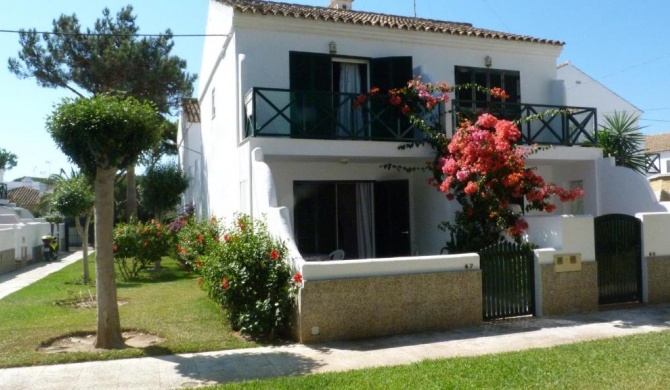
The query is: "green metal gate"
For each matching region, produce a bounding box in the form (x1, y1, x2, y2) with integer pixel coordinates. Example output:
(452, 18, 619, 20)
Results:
(479, 242, 535, 321)
(594, 214, 642, 305)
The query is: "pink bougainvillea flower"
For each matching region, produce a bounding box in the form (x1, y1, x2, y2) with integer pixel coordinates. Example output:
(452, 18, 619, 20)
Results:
(293, 273, 303, 284)
(270, 249, 280, 260)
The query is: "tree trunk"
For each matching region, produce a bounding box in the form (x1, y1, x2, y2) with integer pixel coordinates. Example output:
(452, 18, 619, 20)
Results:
(94, 167, 124, 349)
(75, 216, 91, 285)
(126, 164, 137, 222)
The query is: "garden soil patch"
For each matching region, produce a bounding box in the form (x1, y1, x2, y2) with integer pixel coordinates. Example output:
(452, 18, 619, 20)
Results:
(38, 331, 164, 353)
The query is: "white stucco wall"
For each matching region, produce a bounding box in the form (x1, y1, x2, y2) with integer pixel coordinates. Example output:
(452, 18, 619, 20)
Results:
(597, 157, 665, 215)
(525, 215, 595, 261)
(557, 62, 642, 125)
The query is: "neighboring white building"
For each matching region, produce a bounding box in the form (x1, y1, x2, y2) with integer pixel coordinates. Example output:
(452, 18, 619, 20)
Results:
(179, 0, 663, 261)
(556, 61, 643, 126)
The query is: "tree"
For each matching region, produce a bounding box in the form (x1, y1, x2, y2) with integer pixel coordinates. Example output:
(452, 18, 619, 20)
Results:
(47, 93, 162, 349)
(141, 161, 189, 222)
(50, 171, 94, 284)
(0, 148, 18, 171)
(8, 5, 195, 220)
(596, 111, 647, 174)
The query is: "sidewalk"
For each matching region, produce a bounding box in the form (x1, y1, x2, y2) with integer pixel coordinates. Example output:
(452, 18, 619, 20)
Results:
(0, 254, 668, 389)
(0, 250, 87, 300)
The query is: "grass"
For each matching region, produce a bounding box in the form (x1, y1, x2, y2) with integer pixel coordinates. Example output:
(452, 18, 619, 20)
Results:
(0, 255, 257, 368)
(211, 330, 670, 389)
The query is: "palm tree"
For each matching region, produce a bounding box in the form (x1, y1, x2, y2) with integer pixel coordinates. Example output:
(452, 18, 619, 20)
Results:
(596, 111, 647, 174)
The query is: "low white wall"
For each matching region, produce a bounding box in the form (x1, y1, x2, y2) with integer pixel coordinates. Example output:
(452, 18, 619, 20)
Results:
(526, 215, 595, 261)
(0, 222, 51, 260)
(638, 212, 670, 257)
(302, 253, 480, 281)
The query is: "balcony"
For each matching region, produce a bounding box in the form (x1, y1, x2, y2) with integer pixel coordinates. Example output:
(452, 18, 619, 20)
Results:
(452, 100, 598, 146)
(645, 153, 661, 175)
(244, 88, 440, 142)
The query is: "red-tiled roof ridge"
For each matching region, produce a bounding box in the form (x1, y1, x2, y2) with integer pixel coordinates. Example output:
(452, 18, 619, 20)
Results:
(217, 0, 564, 46)
(7, 186, 42, 209)
(645, 133, 670, 153)
(182, 98, 201, 123)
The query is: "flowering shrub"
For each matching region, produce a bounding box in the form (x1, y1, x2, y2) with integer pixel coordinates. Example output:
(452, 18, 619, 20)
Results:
(358, 77, 583, 253)
(169, 211, 222, 269)
(198, 214, 300, 338)
(113, 219, 170, 280)
(437, 114, 583, 252)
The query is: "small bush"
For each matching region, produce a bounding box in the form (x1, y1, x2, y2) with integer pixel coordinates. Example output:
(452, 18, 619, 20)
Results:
(113, 219, 169, 280)
(199, 214, 301, 338)
(168, 212, 222, 269)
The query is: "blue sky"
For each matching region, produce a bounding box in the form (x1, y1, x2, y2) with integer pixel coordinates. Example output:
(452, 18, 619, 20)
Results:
(2, 0, 669, 181)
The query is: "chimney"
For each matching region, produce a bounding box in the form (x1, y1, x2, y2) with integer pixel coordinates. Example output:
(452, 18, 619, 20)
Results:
(328, 0, 354, 10)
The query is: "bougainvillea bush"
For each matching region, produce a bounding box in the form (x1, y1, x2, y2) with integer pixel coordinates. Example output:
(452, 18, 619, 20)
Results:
(113, 219, 170, 280)
(358, 77, 583, 253)
(198, 214, 301, 338)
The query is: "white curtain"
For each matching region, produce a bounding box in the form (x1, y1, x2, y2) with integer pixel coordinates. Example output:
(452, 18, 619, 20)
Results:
(355, 182, 374, 259)
(338, 63, 363, 137)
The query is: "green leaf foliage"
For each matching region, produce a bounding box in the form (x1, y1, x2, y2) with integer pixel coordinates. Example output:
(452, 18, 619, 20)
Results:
(51, 175, 94, 219)
(0, 148, 18, 171)
(113, 219, 170, 280)
(46, 93, 163, 177)
(596, 111, 647, 174)
(141, 161, 189, 220)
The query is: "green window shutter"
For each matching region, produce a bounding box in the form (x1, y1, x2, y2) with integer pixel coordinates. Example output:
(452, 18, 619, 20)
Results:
(289, 51, 332, 91)
(370, 56, 413, 139)
(289, 52, 334, 137)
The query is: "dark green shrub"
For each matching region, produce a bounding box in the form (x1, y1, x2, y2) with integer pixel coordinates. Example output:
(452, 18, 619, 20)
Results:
(113, 219, 169, 280)
(199, 214, 301, 338)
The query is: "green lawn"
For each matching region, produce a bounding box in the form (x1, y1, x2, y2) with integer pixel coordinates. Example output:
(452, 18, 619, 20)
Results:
(211, 330, 670, 389)
(0, 256, 256, 368)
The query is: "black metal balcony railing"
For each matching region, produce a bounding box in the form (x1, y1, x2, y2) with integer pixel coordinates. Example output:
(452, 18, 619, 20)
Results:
(645, 153, 661, 174)
(0, 183, 7, 200)
(452, 100, 598, 146)
(244, 88, 439, 142)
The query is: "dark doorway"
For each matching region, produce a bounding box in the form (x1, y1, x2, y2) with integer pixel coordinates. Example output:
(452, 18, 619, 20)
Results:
(374, 180, 411, 258)
(594, 214, 642, 305)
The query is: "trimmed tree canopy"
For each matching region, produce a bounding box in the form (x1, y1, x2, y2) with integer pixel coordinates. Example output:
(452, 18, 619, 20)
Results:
(47, 94, 163, 177)
(0, 148, 18, 171)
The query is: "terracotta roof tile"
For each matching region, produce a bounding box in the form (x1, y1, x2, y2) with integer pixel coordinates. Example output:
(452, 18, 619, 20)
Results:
(645, 133, 670, 153)
(217, 0, 564, 46)
(7, 187, 42, 209)
(182, 98, 200, 123)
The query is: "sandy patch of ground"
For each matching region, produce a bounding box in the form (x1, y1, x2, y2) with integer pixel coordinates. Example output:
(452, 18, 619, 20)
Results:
(38, 331, 164, 353)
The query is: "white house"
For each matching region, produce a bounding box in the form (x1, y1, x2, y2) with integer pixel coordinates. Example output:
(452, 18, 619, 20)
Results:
(556, 61, 643, 127)
(180, 0, 662, 259)
(176, 0, 670, 343)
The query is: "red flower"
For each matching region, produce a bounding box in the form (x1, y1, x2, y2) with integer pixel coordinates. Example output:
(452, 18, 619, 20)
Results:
(197, 234, 204, 244)
(214, 236, 220, 243)
(270, 249, 280, 260)
(156, 231, 162, 237)
(196, 260, 203, 268)
(221, 277, 229, 290)
(156, 223, 162, 228)
(390, 95, 402, 106)
(401, 105, 411, 115)
(181, 249, 187, 256)
(113, 244, 118, 252)
(293, 273, 303, 284)
(224, 234, 230, 242)
(370, 87, 380, 95)
(144, 241, 149, 247)
(197, 277, 203, 286)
